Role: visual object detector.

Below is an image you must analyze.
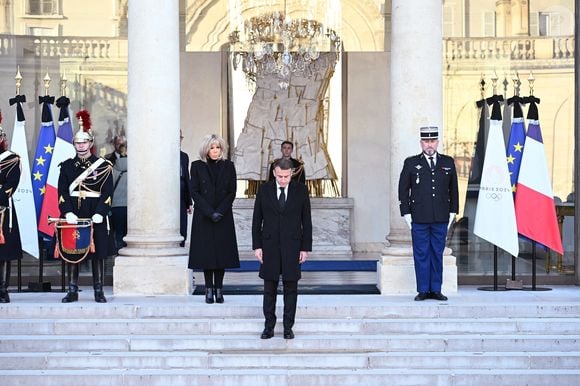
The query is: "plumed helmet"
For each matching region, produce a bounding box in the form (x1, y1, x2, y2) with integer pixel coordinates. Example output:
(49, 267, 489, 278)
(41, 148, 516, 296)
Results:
(73, 109, 93, 143)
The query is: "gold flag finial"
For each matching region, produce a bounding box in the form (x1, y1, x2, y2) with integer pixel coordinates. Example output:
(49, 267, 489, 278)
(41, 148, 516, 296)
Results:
(15, 66, 23, 95)
(528, 71, 535, 96)
(490, 70, 498, 95)
(60, 70, 68, 97)
(43, 70, 51, 96)
(512, 71, 521, 96)
(479, 73, 486, 99)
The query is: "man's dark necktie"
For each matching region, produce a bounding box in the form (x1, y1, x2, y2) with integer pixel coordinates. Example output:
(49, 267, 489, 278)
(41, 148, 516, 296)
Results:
(428, 156, 435, 171)
(279, 187, 286, 208)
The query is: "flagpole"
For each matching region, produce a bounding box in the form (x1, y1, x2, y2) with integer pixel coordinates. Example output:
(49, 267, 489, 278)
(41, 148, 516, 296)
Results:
(15, 67, 23, 293)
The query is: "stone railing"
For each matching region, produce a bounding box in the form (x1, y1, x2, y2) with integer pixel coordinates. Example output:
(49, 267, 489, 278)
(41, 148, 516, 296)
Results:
(0, 34, 127, 58)
(444, 36, 575, 62)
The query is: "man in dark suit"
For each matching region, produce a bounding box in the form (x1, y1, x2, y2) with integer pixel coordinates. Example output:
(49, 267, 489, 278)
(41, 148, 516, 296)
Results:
(252, 157, 312, 339)
(104, 135, 126, 165)
(180, 131, 192, 247)
(268, 140, 306, 184)
(398, 126, 458, 302)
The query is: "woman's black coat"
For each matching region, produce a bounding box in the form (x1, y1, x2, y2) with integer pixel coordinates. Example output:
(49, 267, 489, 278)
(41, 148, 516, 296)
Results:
(188, 159, 240, 270)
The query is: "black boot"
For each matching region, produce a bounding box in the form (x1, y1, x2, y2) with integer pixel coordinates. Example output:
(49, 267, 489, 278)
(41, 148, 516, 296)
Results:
(92, 259, 107, 303)
(215, 288, 224, 303)
(0, 261, 11, 303)
(62, 263, 79, 303)
(205, 287, 214, 304)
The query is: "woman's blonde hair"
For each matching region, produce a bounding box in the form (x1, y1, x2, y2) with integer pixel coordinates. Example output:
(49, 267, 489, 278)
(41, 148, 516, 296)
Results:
(198, 134, 228, 162)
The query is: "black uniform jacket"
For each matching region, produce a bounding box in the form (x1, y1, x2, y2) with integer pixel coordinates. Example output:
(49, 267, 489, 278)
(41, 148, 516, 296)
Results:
(252, 180, 312, 281)
(188, 159, 240, 270)
(398, 152, 459, 224)
(58, 155, 114, 259)
(0, 150, 23, 261)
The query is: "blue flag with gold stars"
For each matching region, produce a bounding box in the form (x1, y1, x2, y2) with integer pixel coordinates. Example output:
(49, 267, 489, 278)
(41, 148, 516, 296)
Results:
(31, 97, 56, 221)
(506, 98, 526, 194)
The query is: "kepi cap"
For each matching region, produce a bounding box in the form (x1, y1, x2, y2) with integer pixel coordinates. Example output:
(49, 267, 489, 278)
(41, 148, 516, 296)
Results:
(420, 126, 438, 140)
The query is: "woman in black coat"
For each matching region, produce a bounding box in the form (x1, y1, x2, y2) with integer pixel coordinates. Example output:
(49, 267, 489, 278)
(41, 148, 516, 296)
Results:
(188, 134, 239, 303)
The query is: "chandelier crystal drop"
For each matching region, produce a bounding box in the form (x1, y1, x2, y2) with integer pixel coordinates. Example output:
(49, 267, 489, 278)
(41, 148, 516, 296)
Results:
(229, 1, 341, 89)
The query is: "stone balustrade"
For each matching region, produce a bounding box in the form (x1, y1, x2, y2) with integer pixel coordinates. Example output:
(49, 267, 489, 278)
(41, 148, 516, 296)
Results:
(444, 36, 575, 63)
(0, 34, 127, 58)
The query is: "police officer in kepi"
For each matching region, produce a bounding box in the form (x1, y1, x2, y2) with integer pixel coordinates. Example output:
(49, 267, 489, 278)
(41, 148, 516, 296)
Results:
(398, 126, 458, 302)
(58, 110, 114, 303)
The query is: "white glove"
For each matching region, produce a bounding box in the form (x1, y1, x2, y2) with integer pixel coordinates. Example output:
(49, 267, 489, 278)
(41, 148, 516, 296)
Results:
(448, 213, 456, 230)
(403, 214, 412, 230)
(65, 212, 78, 224)
(92, 214, 104, 224)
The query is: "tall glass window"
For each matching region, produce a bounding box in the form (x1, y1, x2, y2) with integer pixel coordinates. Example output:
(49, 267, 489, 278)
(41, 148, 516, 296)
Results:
(443, 0, 576, 281)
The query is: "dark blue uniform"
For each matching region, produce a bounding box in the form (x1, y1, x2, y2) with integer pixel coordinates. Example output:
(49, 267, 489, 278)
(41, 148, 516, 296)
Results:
(398, 152, 458, 293)
(58, 155, 114, 260)
(0, 151, 22, 262)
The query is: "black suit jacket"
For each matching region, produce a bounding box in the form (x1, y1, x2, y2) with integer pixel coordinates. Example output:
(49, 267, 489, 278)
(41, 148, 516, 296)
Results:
(180, 151, 192, 210)
(398, 152, 459, 224)
(252, 180, 312, 281)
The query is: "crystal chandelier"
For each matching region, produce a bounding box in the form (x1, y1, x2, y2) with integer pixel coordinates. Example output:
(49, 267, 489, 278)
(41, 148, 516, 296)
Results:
(229, 0, 341, 89)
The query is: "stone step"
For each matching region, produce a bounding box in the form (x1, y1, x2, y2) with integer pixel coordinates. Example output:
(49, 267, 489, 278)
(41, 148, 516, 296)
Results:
(2, 334, 580, 353)
(4, 298, 580, 319)
(0, 351, 579, 371)
(1, 317, 579, 336)
(0, 369, 579, 386)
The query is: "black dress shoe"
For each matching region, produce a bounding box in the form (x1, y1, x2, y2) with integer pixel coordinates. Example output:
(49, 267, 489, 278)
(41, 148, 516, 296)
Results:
(62, 292, 78, 303)
(414, 292, 428, 301)
(430, 292, 448, 301)
(215, 288, 224, 303)
(205, 288, 214, 304)
(283, 329, 294, 339)
(260, 328, 274, 339)
(0, 290, 9, 303)
(94, 290, 107, 303)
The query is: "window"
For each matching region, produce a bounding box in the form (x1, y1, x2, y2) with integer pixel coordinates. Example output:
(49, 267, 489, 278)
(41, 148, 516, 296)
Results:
(443, 5, 454, 37)
(529, 13, 539, 36)
(28, 0, 57, 16)
(483, 12, 495, 37)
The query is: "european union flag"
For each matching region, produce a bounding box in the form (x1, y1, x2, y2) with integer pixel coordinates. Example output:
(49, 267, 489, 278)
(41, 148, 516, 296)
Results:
(31, 96, 56, 221)
(506, 97, 526, 194)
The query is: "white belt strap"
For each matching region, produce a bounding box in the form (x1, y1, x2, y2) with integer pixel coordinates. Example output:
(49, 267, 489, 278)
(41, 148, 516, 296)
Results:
(70, 191, 101, 198)
(69, 157, 106, 196)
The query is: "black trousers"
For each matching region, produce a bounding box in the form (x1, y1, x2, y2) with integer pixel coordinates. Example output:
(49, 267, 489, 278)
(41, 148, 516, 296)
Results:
(263, 279, 298, 330)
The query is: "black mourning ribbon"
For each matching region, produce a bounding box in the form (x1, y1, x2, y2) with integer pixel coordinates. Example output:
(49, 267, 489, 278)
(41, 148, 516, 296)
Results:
(9, 94, 26, 122)
(507, 95, 525, 119)
(486, 94, 504, 121)
(523, 96, 540, 121)
(279, 187, 286, 209)
(56, 96, 71, 121)
(39, 95, 55, 123)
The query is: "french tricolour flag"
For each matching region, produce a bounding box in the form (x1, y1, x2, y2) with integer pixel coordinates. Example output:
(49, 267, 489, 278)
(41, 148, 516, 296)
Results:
(38, 97, 75, 236)
(514, 121, 563, 254)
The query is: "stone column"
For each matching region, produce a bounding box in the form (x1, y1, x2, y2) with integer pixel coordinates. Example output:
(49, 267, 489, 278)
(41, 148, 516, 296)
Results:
(378, 0, 457, 295)
(114, 0, 190, 295)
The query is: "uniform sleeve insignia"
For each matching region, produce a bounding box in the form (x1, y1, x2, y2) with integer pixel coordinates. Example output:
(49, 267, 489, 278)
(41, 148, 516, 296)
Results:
(59, 196, 65, 204)
(5, 187, 13, 196)
(104, 196, 112, 205)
